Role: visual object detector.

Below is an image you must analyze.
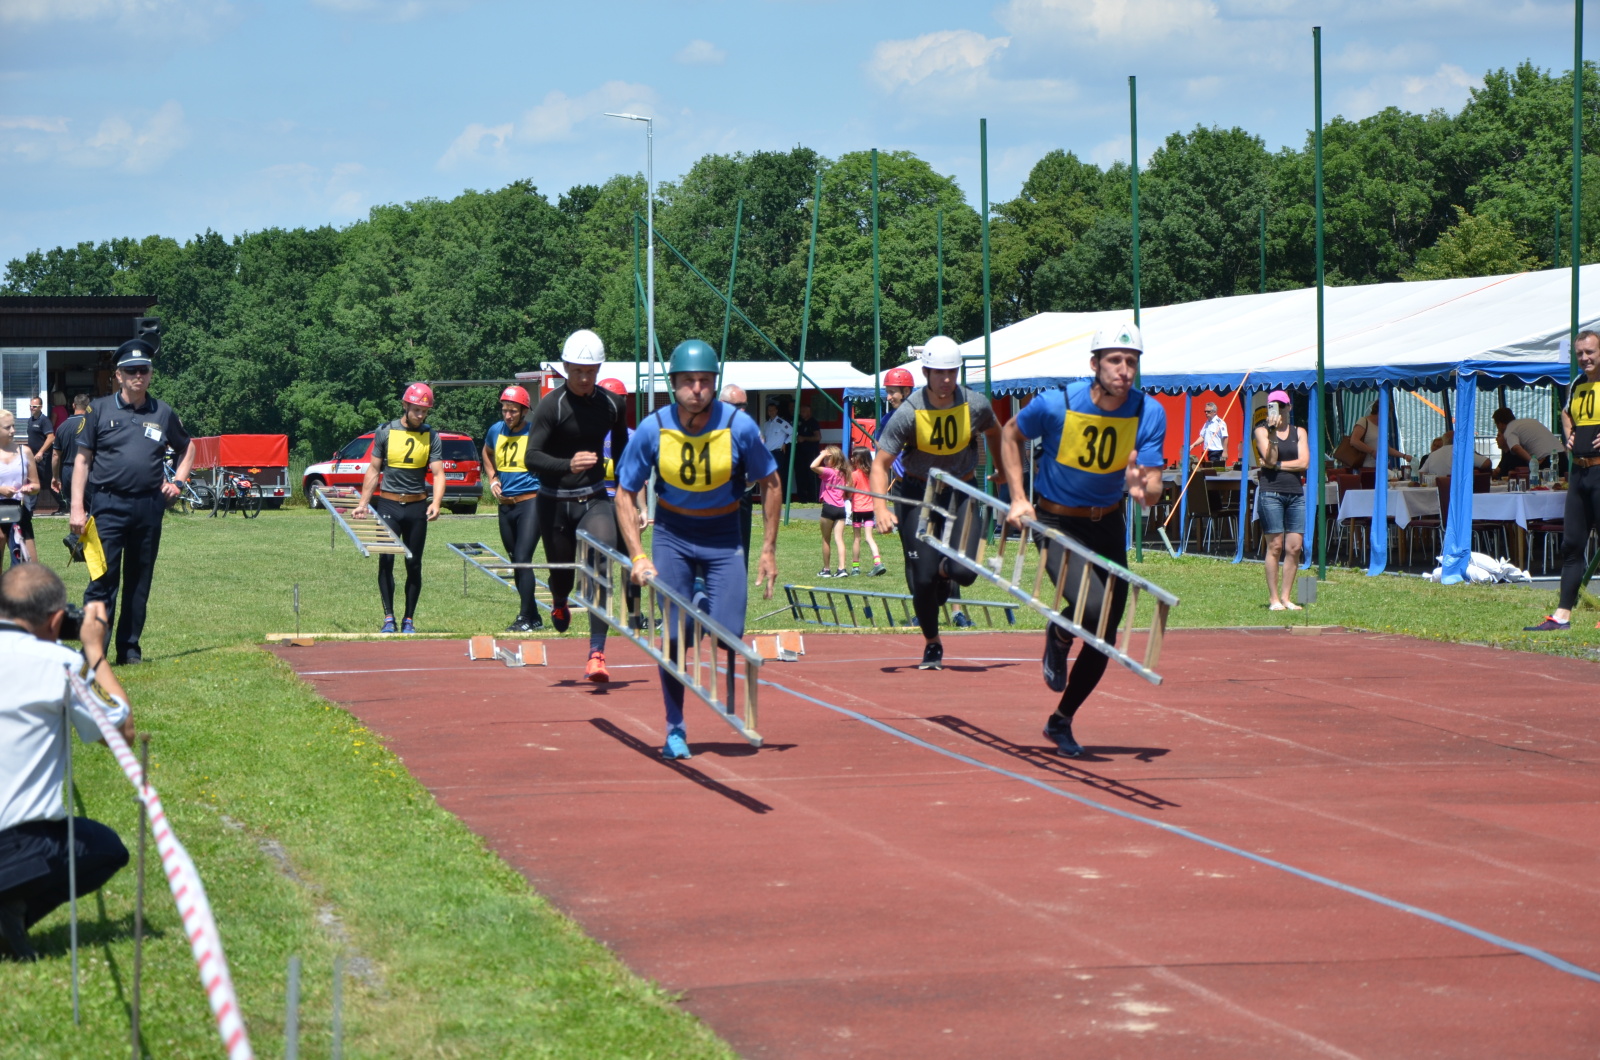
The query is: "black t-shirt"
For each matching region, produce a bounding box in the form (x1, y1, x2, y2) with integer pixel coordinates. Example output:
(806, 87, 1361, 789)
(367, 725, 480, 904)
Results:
(797, 416, 821, 446)
(524, 385, 629, 492)
(56, 413, 86, 475)
(79, 393, 191, 494)
(26, 413, 53, 454)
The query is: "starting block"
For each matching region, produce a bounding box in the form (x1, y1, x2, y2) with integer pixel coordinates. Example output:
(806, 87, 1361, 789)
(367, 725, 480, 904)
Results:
(751, 631, 805, 661)
(466, 636, 547, 668)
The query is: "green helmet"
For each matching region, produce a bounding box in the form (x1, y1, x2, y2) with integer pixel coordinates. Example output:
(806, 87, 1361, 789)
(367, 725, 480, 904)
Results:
(668, 339, 719, 377)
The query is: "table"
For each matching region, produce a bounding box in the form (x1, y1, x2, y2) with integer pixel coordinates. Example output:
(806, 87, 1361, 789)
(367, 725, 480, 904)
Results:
(1470, 490, 1568, 569)
(1335, 487, 1440, 529)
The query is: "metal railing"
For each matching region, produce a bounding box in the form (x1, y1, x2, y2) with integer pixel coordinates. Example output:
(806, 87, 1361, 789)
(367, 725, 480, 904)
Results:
(572, 530, 764, 747)
(915, 470, 1179, 686)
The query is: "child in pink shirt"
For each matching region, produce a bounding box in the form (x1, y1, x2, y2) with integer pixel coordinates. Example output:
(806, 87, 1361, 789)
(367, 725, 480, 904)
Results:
(847, 448, 885, 576)
(810, 446, 848, 577)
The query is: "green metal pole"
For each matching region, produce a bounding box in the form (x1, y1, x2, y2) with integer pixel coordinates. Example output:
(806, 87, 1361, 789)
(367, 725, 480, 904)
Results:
(1573, 0, 1584, 385)
(936, 208, 944, 336)
(981, 121, 992, 399)
(785, 171, 823, 526)
(1556, 208, 1562, 269)
(719, 198, 744, 389)
(1128, 80, 1143, 561)
(1314, 26, 1329, 579)
(1260, 206, 1267, 293)
(632, 216, 643, 421)
(872, 149, 883, 419)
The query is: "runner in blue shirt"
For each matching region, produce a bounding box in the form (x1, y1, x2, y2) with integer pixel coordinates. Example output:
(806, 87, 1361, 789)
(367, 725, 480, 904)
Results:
(481, 384, 543, 632)
(1000, 323, 1167, 757)
(615, 340, 781, 760)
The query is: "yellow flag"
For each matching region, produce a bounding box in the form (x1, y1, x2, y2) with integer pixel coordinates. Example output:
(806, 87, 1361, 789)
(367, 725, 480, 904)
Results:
(82, 517, 107, 581)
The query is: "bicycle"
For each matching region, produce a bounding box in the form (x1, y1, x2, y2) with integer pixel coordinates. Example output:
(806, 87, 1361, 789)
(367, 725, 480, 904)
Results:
(164, 466, 214, 515)
(210, 470, 262, 519)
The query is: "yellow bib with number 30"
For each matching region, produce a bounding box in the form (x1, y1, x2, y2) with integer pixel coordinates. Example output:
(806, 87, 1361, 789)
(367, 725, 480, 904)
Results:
(658, 428, 732, 492)
(914, 405, 971, 454)
(387, 429, 431, 469)
(1055, 411, 1139, 473)
(494, 433, 527, 472)
(1573, 380, 1600, 426)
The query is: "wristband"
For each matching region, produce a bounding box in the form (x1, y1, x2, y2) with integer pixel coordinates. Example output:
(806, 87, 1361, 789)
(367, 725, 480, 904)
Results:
(631, 553, 648, 563)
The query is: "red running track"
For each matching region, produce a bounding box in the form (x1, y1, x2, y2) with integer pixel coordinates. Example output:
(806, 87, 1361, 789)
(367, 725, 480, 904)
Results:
(272, 629, 1600, 1058)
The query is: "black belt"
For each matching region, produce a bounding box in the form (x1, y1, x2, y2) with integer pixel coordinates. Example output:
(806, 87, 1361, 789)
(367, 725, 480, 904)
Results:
(90, 486, 162, 499)
(543, 485, 607, 500)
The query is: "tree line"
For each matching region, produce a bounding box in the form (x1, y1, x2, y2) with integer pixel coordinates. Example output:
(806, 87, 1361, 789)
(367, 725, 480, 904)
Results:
(5, 61, 1597, 458)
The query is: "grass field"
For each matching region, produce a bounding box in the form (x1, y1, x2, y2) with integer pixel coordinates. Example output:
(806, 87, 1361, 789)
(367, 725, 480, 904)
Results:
(4, 502, 1596, 1058)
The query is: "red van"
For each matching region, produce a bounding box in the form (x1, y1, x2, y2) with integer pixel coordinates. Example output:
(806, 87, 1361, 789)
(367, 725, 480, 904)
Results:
(302, 431, 482, 514)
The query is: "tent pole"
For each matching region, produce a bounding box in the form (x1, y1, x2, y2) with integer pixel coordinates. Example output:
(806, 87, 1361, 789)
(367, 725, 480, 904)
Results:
(1313, 26, 1329, 580)
(1129, 78, 1144, 562)
(872, 149, 883, 427)
(719, 198, 744, 390)
(1573, 0, 1585, 388)
(785, 172, 823, 527)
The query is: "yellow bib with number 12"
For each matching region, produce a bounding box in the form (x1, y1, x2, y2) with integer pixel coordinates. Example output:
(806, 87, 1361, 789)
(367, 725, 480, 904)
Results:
(658, 429, 732, 492)
(1056, 411, 1139, 473)
(387, 429, 431, 469)
(914, 405, 970, 454)
(494, 433, 527, 472)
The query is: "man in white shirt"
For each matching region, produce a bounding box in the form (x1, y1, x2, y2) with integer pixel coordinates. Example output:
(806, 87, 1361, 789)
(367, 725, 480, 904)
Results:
(1493, 407, 1563, 475)
(1192, 402, 1228, 467)
(1419, 435, 1491, 478)
(761, 400, 793, 498)
(0, 564, 132, 962)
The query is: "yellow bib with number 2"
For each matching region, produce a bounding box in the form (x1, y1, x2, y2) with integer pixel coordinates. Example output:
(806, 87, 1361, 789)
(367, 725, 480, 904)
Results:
(914, 405, 971, 454)
(658, 429, 732, 492)
(1055, 411, 1139, 473)
(387, 429, 431, 469)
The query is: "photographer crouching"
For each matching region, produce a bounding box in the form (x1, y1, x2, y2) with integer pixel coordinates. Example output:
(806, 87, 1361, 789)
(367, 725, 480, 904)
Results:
(0, 563, 134, 962)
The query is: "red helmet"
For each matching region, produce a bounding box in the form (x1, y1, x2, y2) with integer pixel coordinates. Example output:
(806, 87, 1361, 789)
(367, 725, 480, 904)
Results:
(598, 377, 628, 395)
(499, 384, 531, 408)
(884, 367, 915, 388)
(401, 382, 435, 408)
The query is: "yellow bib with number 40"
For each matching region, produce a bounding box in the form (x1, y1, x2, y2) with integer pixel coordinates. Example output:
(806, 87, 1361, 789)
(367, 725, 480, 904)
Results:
(658, 429, 732, 492)
(1055, 411, 1139, 473)
(387, 429, 431, 469)
(914, 405, 971, 454)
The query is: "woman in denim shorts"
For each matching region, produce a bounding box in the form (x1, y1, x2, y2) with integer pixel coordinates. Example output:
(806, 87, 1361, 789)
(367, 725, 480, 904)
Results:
(1254, 389, 1309, 611)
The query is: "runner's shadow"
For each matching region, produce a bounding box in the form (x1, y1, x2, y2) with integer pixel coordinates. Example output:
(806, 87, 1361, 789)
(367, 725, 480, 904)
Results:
(925, 715, 1178, 811)
(695, 741, 798, 758)
(879, 664, 1008, 674)
(588, 719, 774, 814)
(552, 679, 647, 693)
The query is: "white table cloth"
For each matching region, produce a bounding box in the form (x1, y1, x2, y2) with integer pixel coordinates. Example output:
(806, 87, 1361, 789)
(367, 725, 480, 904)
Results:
(1336, 487, 1441, 529)
(1468, 490, 1567, 529)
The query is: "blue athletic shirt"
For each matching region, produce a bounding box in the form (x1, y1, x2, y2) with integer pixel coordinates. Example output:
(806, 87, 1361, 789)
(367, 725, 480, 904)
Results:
(1013, 381, 1166, 509)
(484, 419, 540, 497)
(617, 401, 776, 524)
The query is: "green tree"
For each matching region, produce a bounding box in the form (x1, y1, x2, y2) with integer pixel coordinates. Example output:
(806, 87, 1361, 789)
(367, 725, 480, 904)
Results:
(1401, 205, 1540, 279)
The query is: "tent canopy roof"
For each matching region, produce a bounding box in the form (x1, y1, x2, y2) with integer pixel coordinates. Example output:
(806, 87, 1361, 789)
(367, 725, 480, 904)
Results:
(846, 266, 1596, 398)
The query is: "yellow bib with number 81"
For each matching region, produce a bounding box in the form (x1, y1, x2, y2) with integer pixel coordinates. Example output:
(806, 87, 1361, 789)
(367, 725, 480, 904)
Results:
(1055, 411, 1139, 473)
(387, 429, 431, 469)
(914, 405, 970, 454)
(658, 428, 732, 492)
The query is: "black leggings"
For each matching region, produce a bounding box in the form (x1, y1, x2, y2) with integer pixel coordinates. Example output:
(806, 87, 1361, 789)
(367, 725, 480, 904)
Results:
(1038, 510, 1129, 719)
(374, 497, 428, 619)
(1559, 464, 1600, 609)
(893, 477, 981, 641)
(496, 497, 543, 622)
(538, 493, 621, 653)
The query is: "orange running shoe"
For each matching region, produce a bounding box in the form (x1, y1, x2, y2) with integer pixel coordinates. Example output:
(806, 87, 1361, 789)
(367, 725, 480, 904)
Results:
(585, 650, 610, 683)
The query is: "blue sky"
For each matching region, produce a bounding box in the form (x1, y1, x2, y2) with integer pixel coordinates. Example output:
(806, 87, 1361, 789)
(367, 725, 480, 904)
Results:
(0, 1, 1589, 267)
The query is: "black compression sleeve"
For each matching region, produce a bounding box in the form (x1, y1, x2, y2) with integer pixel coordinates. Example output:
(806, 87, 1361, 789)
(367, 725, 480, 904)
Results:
(523, 394, 571, 478)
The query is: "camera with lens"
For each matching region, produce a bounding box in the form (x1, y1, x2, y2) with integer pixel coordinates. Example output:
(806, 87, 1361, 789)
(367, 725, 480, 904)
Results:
(59, 603, 84, 641)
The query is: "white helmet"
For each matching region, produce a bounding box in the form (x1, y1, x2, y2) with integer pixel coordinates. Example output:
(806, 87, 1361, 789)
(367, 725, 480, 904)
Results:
(561, 329, 606, 365)
(1089, 322, 1144, 356)
(911, 335, 962, 371)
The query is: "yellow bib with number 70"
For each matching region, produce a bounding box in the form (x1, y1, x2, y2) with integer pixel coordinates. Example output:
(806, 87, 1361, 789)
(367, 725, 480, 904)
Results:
(1573, 380, 1600, 425)
(387, 429, 431, 469)
(914, 405, 971, 454)
(657, 428, 732, 492)
(1055, 411, 1139, 473)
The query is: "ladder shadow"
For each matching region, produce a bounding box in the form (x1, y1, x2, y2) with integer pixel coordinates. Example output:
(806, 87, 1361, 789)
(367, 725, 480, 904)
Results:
(588, 719, 775, 815)
(925, 715, 1178, 811)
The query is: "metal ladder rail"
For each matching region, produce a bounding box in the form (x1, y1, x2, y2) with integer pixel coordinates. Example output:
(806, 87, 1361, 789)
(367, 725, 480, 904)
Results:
(782, 583, 1016, 630)
(570, 530, 764, 747)
(315, 487, 411, 558)
(446, 542, 561, 599)
(915, 470, 1180, 686)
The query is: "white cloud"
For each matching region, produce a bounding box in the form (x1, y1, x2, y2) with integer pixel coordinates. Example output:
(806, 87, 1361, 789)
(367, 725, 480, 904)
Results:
(517, 81, 657, 144)
(1000, 0, 1219, 40)
(0, 115, 67, 132)
(2, 100, 187, 172)
(675, 39, 726, 66)
(311, 0, 466, 19)
(0, 0, 232, 27)
(436, 121, 512, 169)
(1341, 62, 1480, 117)
(867, 29, 1073, 107)
(252, 160, 368, 219)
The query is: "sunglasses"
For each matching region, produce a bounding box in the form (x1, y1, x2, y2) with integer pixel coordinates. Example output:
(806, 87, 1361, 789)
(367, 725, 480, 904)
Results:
(120, 366, 152, 376)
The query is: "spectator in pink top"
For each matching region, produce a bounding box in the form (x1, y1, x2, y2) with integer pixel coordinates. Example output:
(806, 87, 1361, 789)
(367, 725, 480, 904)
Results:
(847, 447, 886, 576)
(810, 445, 848, 578)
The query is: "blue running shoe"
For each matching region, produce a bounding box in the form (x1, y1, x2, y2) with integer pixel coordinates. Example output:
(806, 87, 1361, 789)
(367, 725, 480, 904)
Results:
(381, 616, 397, 634)
(1523, 616, 1570, 631)
(952, 611, 974, 628)
(401, 617, 416, 634)
(1042, 629, 1072, 693)
(1044, 713, 1082, 757)
(662, 729, 692, 760)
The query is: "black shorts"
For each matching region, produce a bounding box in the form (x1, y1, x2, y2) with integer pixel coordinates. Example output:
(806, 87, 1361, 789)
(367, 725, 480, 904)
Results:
(820, 503, 848, 522)
(850, 509, 874, 527)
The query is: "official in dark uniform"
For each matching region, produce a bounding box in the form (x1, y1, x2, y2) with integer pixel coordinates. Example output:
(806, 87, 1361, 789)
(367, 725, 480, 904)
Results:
(70, 340, 194, 665)
(25, 397, 55, 512)
(51, 395, 91, 508)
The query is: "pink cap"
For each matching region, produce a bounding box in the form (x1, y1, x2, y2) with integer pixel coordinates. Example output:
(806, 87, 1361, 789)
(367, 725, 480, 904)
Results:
(1267, 389, 1291, 405)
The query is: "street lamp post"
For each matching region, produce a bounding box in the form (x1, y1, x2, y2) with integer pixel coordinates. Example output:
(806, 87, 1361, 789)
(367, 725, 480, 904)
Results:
(608, 112, 656, 409)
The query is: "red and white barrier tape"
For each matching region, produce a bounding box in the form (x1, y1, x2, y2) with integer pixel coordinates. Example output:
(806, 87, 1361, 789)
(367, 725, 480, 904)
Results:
(66, 668, 254, 1060)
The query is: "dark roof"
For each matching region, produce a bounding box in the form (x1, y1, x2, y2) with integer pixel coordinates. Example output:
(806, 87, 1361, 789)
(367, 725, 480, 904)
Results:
(0, 295, 158, 347)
